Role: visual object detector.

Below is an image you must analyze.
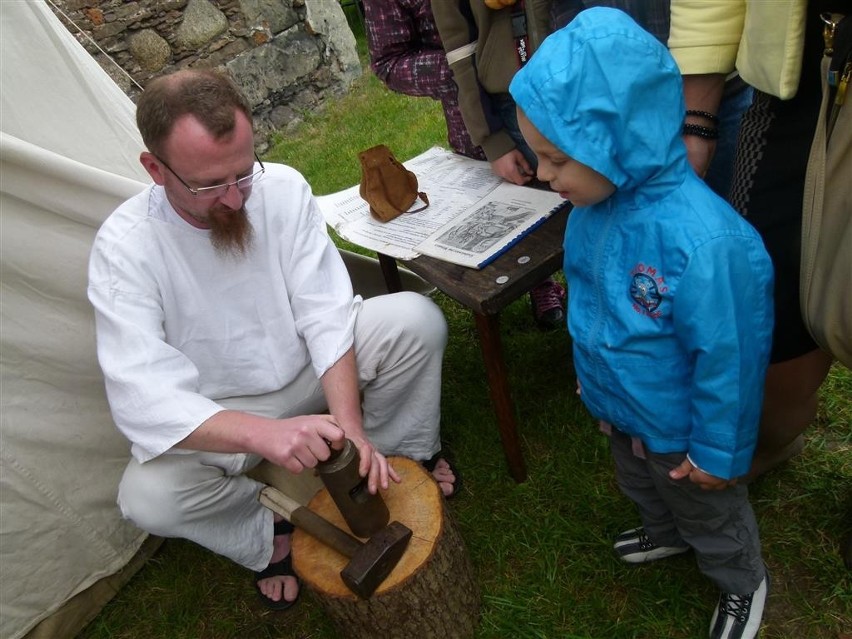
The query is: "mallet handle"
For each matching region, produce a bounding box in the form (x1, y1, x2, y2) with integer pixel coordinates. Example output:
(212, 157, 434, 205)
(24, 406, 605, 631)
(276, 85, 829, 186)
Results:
(259, 486, 362, 558)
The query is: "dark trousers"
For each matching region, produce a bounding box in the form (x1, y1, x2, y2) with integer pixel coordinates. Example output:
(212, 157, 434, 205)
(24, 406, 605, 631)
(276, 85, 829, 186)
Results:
(610, 427, 765, 594)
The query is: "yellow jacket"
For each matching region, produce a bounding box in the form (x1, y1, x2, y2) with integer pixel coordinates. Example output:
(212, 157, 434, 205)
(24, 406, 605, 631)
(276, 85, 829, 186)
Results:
(669, 0, 808, 99)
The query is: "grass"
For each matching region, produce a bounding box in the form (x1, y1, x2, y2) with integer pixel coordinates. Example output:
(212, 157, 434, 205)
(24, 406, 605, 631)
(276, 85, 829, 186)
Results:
(79, 14, 851, 639)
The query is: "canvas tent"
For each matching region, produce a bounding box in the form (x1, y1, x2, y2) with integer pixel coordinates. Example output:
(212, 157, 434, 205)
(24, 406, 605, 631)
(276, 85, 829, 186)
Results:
(1, 3, 154, 637)
(0, 3, 427, 637)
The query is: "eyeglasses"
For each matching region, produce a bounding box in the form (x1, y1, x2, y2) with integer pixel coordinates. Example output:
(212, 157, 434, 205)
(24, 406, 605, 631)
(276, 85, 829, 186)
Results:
(156, 153, 265, 199)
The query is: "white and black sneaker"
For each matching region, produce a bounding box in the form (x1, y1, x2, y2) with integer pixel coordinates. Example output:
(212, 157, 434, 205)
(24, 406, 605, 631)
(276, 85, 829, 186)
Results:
(709, 572, 770, 639)
(613, 527, 690, 564)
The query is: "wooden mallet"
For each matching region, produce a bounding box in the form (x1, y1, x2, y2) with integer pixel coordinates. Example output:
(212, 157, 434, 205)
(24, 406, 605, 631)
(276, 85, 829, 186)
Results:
(259, 486, 412, 599)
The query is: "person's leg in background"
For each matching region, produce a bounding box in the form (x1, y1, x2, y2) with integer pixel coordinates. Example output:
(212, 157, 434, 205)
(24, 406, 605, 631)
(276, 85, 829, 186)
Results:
(731, 84, 834, 482)
(749, 349, 833, 478)
(493, 93, 567, 330)
(703, 77, 753, 200)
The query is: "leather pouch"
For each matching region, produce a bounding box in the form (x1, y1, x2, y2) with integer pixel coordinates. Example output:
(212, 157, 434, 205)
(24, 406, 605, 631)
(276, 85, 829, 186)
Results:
(359, 144, 429, 222)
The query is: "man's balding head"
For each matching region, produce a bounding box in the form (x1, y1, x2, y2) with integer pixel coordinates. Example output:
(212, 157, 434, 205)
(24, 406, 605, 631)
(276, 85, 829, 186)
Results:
(136, 69, 253, 158)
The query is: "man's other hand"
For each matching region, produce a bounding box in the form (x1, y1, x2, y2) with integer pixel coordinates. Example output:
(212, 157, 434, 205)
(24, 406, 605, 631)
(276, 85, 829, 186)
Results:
(491, 149, 534, 185)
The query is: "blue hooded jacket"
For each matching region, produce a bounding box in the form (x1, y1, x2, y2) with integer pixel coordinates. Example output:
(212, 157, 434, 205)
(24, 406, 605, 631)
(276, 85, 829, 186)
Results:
(509, 8, 773, 479)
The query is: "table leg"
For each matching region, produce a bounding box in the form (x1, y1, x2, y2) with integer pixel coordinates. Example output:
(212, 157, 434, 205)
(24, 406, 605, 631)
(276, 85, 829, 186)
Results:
(378, 253, 403, 294)
(473, 312, 527, 483)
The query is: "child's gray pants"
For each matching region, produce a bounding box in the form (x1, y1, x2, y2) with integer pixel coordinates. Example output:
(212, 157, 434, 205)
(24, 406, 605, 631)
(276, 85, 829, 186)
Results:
(610, 427, 765, 594)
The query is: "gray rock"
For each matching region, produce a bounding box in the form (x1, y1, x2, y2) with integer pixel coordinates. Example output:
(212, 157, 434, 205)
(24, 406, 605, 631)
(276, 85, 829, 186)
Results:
(303, 0, 359, 83)
(128, 29, 171, 71)
(269, 104, 297, 129)
(175, 0, 228, 50)
(238, 0, 299, 35)
(227, 28, 320, 107)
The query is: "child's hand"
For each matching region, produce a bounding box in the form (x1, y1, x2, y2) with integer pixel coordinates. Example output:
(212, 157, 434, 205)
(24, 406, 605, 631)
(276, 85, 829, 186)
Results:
(669, 457, 737, 490)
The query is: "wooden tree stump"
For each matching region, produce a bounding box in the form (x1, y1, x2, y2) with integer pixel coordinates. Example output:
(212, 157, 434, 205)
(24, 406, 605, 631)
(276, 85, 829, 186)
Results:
(291, 456, 480, 639)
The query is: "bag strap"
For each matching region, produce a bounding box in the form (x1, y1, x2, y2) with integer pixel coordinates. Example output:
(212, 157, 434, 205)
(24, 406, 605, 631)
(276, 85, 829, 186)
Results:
(409, 192, 430, 214)
(822, 12, 852, 138)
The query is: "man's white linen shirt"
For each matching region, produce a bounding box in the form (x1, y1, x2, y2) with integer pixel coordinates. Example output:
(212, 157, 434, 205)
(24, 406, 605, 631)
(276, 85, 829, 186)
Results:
(88, 163, 359, 463)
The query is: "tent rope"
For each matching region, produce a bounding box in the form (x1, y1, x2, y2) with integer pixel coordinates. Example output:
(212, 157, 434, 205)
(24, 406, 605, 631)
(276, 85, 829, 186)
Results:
(43, 0, 145, 92)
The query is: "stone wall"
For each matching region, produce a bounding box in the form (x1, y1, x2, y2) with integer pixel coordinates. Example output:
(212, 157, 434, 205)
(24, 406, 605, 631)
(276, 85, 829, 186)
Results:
(48, 0, 362, 148)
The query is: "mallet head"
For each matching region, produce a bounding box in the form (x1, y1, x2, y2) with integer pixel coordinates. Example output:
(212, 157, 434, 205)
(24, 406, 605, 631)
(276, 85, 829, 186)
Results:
(341, 521, 413, 599)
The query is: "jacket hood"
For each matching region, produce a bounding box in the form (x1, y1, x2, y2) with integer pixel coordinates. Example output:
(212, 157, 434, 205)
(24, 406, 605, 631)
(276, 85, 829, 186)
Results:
(510, 7, 688, 206)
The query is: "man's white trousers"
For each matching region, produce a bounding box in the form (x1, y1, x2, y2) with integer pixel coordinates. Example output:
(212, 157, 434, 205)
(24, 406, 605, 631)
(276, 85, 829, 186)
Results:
(117, 292, 447, 571)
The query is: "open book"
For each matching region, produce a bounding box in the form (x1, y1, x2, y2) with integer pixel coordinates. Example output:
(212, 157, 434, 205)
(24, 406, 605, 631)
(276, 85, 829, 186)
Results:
(316, 146, 568, 269)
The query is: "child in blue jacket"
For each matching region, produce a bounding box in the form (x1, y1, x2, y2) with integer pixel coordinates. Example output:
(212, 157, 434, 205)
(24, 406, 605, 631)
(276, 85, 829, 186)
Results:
(510, 8, 773, 639)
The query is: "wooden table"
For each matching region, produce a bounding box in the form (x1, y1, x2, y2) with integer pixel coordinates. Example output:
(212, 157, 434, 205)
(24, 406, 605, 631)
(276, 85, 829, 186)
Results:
(378, 205, 570, 482)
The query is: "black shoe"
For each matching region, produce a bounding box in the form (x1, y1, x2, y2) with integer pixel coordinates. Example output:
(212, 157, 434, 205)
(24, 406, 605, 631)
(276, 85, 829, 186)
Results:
(613, 527, 690, 564)
(709, 572, 770, 639)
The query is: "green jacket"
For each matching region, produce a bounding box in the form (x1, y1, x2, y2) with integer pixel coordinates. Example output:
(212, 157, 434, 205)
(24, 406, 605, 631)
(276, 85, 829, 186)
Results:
(432, 0, 552, 160)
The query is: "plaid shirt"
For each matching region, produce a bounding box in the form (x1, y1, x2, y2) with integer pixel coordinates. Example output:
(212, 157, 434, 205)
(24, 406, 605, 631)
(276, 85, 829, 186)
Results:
(362, 0, 486, 159)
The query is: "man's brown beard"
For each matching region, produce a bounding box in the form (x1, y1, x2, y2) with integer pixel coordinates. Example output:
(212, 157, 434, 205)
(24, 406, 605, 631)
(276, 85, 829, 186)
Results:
(208, 207, 254, 257)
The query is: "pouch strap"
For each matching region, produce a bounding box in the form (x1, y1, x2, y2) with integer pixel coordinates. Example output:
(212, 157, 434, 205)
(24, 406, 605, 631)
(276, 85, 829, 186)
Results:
(408, 192, 430, 214)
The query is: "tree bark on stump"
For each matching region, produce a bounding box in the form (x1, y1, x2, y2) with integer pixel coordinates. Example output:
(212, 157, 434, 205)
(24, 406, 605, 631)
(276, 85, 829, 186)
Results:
(291, 456, 480, 639)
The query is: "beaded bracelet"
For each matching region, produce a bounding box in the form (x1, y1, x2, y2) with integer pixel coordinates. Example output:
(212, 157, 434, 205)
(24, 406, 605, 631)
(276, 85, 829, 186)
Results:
(686, 109, 720, 124)
(682, 123, 720, 140)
